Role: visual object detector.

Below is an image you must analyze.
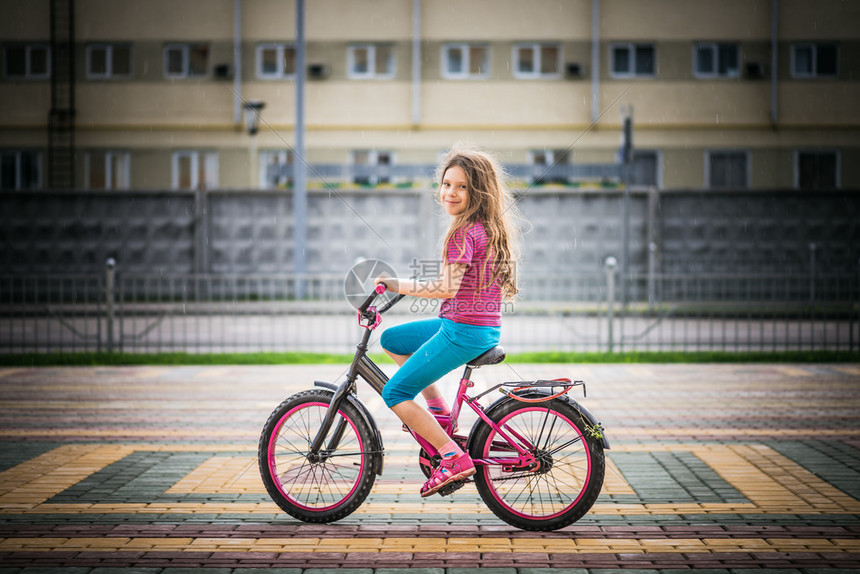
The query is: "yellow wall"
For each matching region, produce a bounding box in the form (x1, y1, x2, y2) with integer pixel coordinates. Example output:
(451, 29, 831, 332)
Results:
(75, 84, 234, 127)
(423, 0, 592, 41)
(781, 0, 860, 39)
(600, 83, 773, 128)
(76, 0, 234, 41)
(602, 0, 771, 41)
(0, 86, 51, 125)
(0, 0, 49, 39)
(422, 82, 592, 127)
(780, 83, 860, 126)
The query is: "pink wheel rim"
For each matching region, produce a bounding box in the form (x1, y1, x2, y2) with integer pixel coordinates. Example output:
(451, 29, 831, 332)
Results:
(267, 401, 365, 512)
(481, 406, 592, 521)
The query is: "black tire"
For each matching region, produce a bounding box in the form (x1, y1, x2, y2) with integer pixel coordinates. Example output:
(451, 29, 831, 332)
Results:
(258, 389, 379, 523)
(469, 398, 605, 531)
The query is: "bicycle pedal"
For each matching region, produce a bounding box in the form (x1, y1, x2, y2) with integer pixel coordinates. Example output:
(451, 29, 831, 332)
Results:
(437, 480, 466, 497)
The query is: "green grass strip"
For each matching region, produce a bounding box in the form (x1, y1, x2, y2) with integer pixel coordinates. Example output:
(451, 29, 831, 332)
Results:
(0, 350, 857, 367)
(507, 350, 860, 363)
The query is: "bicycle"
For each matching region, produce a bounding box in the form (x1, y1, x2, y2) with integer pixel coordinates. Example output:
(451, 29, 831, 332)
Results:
(258, 284, 609, 531)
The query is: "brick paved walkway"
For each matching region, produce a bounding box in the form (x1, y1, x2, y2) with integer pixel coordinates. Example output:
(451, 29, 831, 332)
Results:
(1, 362, 859, 573)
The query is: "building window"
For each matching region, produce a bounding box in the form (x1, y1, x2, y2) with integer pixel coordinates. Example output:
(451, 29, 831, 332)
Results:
(630, 150, 661, 187)
(0, 150, 41, 190)
(172, 151, 218, 190)
(257, 44, 296, 79)
(351, 150, 393, 185)
(610, 43, 655, 78)
(706, 151, 749, 189)
(796, 150, 839, 189)
(529, 149, 569, 183)
(260, 150, 293, 188)
(442, 44, 489, 79)
(693, 43, 739, 78)
(347, 44, 395, 79)
(791, 43, 838, 78)
(513, 44, 561, 79)
(4, 44, 50, 79)
(163, 43, 209, 78)
(86, 44, 132, 79)
(85, 151, 130, 190)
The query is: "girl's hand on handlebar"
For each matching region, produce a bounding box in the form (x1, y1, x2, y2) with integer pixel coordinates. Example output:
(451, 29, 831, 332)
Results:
(374, 275, 398, 293)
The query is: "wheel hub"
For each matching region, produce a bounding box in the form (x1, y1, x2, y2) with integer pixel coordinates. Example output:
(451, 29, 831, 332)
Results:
(533, 449, 554, 474)
(306, 450, 331, 464)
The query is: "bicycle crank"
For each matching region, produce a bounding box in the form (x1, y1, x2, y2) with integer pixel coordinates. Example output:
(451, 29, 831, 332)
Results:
(437, 480, 468, 497)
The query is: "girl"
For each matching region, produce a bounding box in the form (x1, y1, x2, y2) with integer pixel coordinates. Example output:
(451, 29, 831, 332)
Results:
(375, 144, 520, 497)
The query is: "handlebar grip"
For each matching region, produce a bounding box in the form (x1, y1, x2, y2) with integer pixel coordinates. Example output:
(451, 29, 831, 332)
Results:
(358, 283, 387, 315)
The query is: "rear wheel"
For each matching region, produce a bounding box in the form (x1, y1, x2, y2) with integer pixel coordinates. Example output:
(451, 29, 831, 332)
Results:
(470, 398, 605, 531)
(258, 389, 379, 523)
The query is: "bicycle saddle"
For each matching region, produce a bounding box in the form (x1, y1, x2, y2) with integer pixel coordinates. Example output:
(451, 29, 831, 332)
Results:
(467, 345, 506, 368)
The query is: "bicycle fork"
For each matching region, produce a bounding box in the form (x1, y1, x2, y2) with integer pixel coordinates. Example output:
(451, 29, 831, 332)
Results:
(307, 377, 354, 462)
(307, 328, 387, 462)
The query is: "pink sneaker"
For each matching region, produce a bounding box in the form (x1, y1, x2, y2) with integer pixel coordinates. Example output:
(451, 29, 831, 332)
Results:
(419, 454, 476, 498)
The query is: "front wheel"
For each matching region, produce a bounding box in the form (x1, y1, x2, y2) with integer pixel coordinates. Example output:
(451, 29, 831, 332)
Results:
(258, 389, 379, 523)
(470, 398, 605, 531)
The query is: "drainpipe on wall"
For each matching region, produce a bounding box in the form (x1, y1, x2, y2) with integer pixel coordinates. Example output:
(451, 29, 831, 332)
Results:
(233, 0, 242, 125)
(412, 0, 421, 126)
(771, 0, 778, 127)
(591, 0, 600, 123)
(294, 0, 308, 299)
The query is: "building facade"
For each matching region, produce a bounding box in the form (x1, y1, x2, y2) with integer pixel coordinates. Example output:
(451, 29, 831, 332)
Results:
(1, 0, 859, 192)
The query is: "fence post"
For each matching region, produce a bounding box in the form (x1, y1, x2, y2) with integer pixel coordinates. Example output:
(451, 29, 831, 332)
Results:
(105, 258, 116, 353)
(854, 257, 860, 352)
(809, 242, 816, 303)
(648, 241, 657, 310)
(605, 256, 617, 353)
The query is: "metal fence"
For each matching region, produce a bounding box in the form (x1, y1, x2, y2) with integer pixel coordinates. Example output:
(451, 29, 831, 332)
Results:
(2, 262, 857, 355)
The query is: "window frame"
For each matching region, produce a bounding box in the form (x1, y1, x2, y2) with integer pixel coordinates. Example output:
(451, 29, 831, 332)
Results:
(790, 43, 839, 78)
(350, 149, 395, 185)
(4, 44, 51, 80)
(347, 43, 395, 80)
(441, 43, 490, 80)
(512, 43, 562, 79)
(85, 44, 132, 80)
(693, 42, 740, 79)
(794, 149, 841, 189)
(528, 148, 570, 183)
(84, 150, 131, 190)
(609, 42, 656, 78)
(256, 43, 296, 80)
(0, 149, 42, 190)
(630, 149, 663, 188)
(705, 150, 750, 190)
(171, 151, 219, 190)
(259, 149, 293, 189)
(163, 43, 209, 79)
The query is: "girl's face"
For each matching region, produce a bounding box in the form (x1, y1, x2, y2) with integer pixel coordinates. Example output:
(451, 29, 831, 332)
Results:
(440, 165, 469, 216)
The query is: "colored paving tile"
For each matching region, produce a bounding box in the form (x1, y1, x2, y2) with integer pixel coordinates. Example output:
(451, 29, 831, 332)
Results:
(0, 363, 859, 572)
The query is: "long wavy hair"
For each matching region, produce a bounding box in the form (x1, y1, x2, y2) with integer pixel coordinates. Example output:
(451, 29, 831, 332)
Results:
(436, 144, 521, 300)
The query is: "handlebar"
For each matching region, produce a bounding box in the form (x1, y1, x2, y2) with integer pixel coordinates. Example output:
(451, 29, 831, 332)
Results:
(377, 291, 406, 314)
(357, 283, 386, 315)
(357, 282, 405, 317)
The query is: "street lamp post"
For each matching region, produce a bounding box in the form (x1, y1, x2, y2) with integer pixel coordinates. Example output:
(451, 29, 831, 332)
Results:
(243, 99, 265, 188)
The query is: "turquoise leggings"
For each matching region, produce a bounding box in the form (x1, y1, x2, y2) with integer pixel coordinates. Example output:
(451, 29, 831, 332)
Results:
(379, 318, 500, 408)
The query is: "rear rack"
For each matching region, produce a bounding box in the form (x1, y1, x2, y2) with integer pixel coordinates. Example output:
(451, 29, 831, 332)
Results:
(474, 378, 586, 401)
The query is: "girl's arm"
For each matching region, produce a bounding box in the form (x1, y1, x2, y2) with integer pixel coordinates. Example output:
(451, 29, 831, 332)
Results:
(376, 263, 467, 299)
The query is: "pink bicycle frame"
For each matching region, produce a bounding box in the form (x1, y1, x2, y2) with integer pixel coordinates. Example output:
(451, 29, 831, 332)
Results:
(409, 373, 540, 471)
